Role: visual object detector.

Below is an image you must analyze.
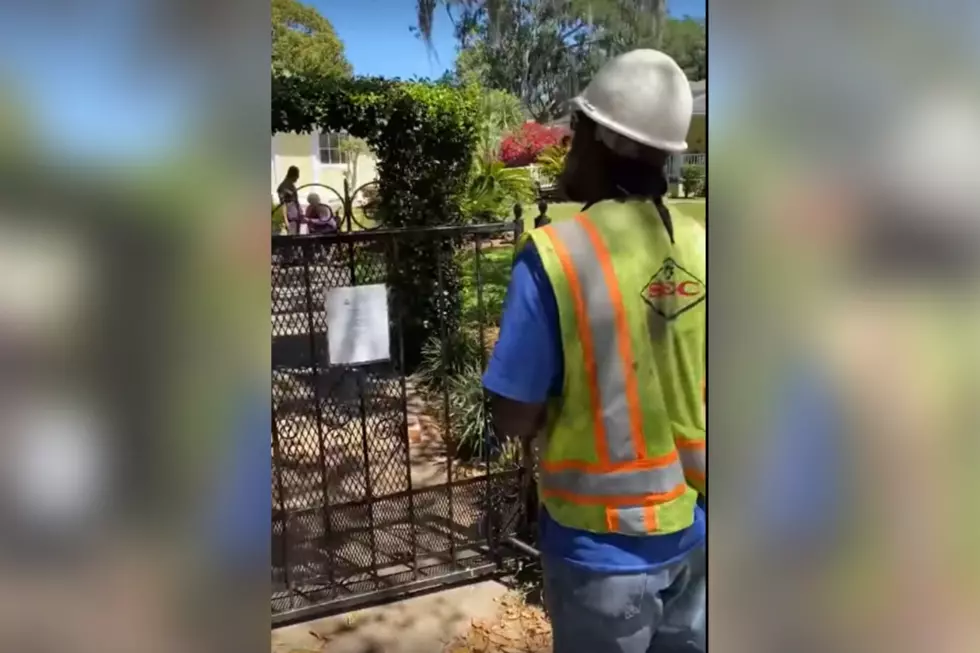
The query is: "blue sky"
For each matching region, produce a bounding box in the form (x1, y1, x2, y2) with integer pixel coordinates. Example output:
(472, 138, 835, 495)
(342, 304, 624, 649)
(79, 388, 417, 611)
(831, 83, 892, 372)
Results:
(0, 1, 202, 163)
(322, 0, 707, 78)
(0, 0, 704, 163)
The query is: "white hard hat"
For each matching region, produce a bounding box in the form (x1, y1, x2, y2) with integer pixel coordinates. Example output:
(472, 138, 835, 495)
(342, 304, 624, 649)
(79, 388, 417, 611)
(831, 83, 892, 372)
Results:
(572, 49, 693, 154)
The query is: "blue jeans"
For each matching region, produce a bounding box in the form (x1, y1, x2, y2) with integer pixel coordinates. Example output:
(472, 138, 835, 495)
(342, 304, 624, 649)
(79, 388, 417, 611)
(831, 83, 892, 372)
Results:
(543, 545, 706, 653)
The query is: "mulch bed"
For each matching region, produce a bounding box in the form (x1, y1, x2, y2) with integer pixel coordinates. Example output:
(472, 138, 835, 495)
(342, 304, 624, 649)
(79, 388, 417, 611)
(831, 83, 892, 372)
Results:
(443, 591, 552, 653)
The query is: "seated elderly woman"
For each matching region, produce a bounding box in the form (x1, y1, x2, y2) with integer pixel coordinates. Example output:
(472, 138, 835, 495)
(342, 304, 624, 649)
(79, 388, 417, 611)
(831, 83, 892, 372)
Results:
(304, 193, 338, 234)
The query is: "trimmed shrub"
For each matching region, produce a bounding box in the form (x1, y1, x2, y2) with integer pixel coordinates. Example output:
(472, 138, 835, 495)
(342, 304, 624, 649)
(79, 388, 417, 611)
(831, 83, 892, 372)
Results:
(272, 74, 480, 369)
(681, 163, 705, 198)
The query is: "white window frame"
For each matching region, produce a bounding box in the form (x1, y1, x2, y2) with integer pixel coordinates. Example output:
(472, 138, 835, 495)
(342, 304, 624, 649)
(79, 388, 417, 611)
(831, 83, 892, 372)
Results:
(317, 131, 349, 167)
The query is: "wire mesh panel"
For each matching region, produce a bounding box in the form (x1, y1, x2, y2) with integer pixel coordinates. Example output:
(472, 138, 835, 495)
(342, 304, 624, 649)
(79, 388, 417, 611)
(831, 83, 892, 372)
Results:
(271, 222, 530, 625)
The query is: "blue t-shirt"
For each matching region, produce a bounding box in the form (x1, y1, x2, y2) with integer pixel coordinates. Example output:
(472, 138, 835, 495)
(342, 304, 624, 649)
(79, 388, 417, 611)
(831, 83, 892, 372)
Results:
(483, 245, 706, 573)
(209, 391, 272, 569)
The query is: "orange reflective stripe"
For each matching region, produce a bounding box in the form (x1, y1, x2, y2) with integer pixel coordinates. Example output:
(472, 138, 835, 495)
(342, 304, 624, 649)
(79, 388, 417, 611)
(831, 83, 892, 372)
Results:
(575, 214, 647, 460)
(643, 505, 659, 531)
(541, 224, 609, 464)
(605, 507, 620, 532)
(686, 470, 706, 487)
(542, 484, 688, 507)
(674, 437, 705, 451)
(541, 449, 678, 474)
(675, 435, 706, 491)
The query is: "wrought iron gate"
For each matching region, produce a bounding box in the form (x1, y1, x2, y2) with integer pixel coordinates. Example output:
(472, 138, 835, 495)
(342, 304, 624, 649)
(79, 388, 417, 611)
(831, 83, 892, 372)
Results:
(271, 220, 534, 625)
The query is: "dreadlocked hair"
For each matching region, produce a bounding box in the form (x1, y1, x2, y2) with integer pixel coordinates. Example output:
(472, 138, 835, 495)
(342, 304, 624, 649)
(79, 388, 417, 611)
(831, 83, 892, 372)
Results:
(581, 114, 676, 243)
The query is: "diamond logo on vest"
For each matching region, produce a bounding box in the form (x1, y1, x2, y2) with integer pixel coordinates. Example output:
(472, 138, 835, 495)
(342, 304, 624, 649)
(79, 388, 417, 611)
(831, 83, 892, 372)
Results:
(642, 257, 705, 320)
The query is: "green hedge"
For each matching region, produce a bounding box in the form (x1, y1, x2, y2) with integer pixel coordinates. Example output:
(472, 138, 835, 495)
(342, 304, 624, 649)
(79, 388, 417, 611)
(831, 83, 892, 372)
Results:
(272, 73, 480, 369)
(681, 163, 705, 198)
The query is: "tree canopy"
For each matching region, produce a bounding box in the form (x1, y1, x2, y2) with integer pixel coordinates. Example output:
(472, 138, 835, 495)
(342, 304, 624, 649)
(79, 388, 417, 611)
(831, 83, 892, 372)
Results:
(661, 16, 706, 81)
(272, 0, 352, 78)
(420, 2, 703, 121)
(415, 0, 667, 48)
(418, 0, 679, 122)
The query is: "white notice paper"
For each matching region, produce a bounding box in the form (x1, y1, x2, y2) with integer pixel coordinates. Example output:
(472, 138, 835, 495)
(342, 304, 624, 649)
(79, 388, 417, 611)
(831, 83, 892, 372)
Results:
(325, 284, 391, 365)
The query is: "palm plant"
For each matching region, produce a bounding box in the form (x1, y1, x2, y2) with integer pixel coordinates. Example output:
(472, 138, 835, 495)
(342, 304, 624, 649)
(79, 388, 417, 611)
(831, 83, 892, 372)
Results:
(465, 159, 535, 221)
(535, 142, 569, 186)
(463, 85, 530, 221)
(474, 87, 525, 165)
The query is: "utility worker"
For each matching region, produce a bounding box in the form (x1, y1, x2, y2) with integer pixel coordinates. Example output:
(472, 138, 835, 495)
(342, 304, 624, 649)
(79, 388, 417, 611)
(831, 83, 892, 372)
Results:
(483, 49, 706, 653)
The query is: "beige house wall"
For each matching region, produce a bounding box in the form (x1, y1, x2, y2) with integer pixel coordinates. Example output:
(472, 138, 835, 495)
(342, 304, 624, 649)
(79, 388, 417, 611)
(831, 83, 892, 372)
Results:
(271, 132, 379, 210)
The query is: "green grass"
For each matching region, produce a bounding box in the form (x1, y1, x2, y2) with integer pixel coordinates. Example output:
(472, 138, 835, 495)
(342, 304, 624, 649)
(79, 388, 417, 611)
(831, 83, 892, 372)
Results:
(519, 201, 581, 231)
(673, 199, 706, 225)
(458, 246, 513, 325)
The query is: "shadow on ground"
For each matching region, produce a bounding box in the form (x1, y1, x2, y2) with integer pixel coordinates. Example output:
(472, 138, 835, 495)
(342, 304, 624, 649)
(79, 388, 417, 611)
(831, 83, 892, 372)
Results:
(272, 581, 509, 653)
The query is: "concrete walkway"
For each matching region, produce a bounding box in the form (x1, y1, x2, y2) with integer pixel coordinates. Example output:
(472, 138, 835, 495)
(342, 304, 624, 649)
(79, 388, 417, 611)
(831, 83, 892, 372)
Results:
(272, 581, 509, 653)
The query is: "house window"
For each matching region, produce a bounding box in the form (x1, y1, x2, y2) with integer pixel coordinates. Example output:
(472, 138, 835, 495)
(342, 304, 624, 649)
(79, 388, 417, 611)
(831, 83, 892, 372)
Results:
(318, 132, 348, 165)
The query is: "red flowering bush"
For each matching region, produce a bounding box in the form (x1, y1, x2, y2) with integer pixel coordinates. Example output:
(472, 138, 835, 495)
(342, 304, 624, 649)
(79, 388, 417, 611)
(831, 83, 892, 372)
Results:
(499, 122, 568, 167)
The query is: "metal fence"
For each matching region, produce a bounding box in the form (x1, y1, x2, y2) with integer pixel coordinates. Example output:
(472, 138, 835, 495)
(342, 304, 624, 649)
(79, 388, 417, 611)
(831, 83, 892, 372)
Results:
(271, 220, 535, 625)
(666, 153, 707, 181)
(682, 153, 707, 167)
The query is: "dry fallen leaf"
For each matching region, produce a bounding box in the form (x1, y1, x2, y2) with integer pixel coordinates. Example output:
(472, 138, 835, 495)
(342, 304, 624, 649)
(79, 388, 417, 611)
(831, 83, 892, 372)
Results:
(443, 589, 553, 653)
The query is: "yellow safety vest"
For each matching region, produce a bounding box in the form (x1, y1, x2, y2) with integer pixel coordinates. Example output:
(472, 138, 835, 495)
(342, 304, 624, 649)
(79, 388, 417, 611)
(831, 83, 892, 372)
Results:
(519, 199, 706, 536)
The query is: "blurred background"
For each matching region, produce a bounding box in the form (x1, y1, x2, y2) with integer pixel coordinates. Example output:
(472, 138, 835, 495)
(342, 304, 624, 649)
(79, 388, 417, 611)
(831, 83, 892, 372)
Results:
(0, 0, 977, 650)
(0, 0, 270, 651)
(709, 1, 980, 651)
